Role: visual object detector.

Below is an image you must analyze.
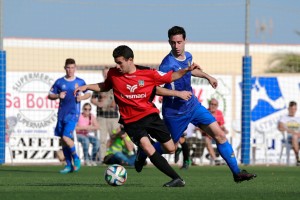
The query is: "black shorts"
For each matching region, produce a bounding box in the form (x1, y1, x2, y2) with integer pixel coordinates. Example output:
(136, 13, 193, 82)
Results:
(123, 113, 172, 146)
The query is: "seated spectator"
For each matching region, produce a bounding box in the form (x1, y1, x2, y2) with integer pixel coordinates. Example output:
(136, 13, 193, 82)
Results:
(201, 98, 228, 165)
(103, 126, 136, 166)
(185, 124, 206, 165)
(174, 124, 194, 169)
(76, 103, 100, 166)
(278, 101, 300, 166)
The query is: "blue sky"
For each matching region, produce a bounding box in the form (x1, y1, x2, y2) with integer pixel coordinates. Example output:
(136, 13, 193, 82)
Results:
(3, 0, 300, 44)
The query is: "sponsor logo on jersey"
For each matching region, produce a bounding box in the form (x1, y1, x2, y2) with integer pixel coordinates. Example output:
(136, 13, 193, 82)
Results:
(121, 93, 147, 99)
(122, 84, 146, 99)
(126, 84, 138, 93)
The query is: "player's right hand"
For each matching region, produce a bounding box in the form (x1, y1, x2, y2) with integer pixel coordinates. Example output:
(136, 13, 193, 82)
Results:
(177, 91, 192, 101)
(59, 91, 67, 99)
(74, 85, 88, 96)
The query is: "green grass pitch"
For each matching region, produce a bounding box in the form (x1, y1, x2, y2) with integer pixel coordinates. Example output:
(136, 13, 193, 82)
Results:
(0, 165, 300, 200)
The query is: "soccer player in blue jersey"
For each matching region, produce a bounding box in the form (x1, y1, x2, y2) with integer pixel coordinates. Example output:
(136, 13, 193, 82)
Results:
(48, 58, 91, 174)
(156, 26, 257, 183)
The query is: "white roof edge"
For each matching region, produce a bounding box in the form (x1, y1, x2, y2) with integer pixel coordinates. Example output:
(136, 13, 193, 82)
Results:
(3, 38, 300, 53)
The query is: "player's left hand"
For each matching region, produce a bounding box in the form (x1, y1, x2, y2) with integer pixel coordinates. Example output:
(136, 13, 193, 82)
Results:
(74, 85, 88, 96)
(209, 77, 218, 89)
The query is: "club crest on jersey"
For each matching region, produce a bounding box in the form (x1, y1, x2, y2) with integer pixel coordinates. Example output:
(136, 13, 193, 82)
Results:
(138, 80, 144, 87)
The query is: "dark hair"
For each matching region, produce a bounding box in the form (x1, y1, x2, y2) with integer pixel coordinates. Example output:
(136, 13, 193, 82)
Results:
(168, 26, 186, 40)
(83, 102, 92, 109)
(65, 58, 76, 66)
(112, 45, 134, 60)
(289, 101, 297, 107)
(82, 102, 92, 123)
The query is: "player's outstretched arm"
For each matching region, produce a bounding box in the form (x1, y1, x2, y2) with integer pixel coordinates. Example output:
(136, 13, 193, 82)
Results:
(74, 82, 107, 96)
(156, 86, 192, 101)
(171, 62, 198, 81)
(48, 93, 60, 100)
(76, 92, 92, 102)
(192, 69, 218, 89)
(48, 91, 67, 100)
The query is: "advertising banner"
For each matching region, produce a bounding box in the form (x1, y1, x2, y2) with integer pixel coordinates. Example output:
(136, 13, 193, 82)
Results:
(235, 76, 300, 164)
(5, 71, 102, 163)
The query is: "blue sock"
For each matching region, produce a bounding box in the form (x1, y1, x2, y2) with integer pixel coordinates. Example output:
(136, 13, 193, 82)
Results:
(62, 146, 72, 167)
(153, 142, 163, 155)
(217, 141, 240, 175)
(69, 145, 79, 160)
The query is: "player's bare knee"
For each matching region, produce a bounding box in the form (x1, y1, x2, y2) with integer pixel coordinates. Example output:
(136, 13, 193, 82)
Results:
(162, 140, 176, 153)
(214, 133, 227, 144)
(159, 145, 175, 154)
(140, 142, 155, 156)
(167, 147, 176, 154)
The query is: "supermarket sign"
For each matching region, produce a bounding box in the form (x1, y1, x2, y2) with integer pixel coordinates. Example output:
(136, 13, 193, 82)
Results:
(5, 71, 102, 163)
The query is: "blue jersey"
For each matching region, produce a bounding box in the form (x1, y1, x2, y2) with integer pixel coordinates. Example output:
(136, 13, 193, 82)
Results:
(49, 76, 87, 122)
(159, 51, 199, 116)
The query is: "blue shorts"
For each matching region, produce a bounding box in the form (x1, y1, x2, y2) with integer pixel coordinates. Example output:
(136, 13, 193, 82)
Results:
(54, 119, 77, 139)
(163, 103, 216, 143)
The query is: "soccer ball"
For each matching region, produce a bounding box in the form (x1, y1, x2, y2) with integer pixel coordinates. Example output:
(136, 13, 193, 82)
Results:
(104, 164, 127, 186)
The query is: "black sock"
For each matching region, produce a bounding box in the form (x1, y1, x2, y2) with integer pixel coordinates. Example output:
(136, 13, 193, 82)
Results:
(149, 151, 180, 179)
(181, 141, 190, 162)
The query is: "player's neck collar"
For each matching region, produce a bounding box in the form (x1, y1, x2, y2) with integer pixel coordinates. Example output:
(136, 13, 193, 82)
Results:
(64, 76, 76, 81)
(170, 51, 186, 61)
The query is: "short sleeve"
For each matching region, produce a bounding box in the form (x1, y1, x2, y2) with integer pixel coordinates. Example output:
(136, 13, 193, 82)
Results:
(153, 70, 173, 86)
(218, 111, 225, 126)
(49, 80, 59, 95)
(278, 115, 284, 123)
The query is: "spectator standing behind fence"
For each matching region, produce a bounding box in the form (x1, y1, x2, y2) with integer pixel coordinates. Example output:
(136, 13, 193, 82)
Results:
(201, 98, 228, 165)
(278, 101, 300, 166)
(91, 67, 120, 163)
(103, 126, 136, 166)
(48, 58, 91, 174)
(75, 103, 100, 166)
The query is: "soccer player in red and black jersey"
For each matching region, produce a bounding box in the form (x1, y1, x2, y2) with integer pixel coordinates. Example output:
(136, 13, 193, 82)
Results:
(74, 45, 198, 187)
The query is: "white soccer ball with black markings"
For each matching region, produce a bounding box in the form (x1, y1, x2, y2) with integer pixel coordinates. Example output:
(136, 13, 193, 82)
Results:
(104, 164, 127, 186)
